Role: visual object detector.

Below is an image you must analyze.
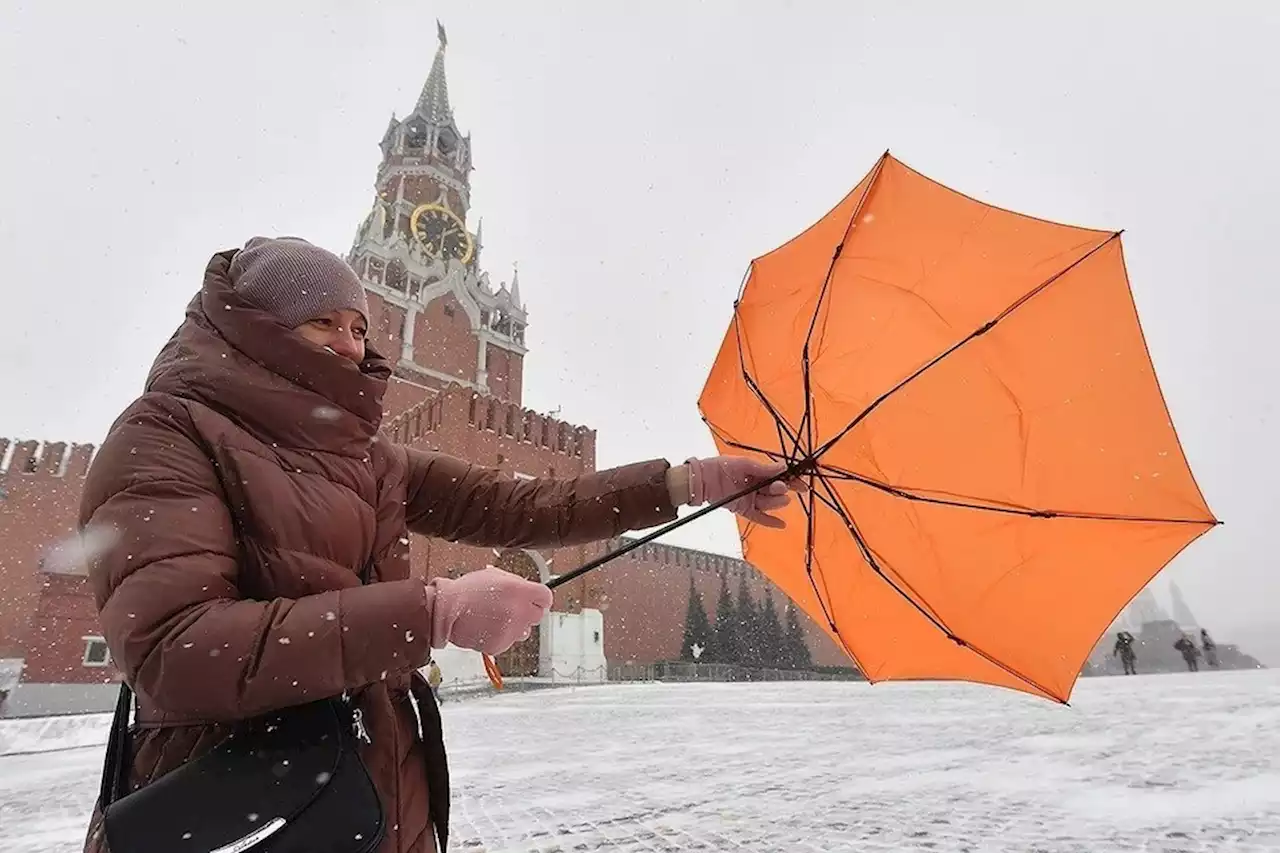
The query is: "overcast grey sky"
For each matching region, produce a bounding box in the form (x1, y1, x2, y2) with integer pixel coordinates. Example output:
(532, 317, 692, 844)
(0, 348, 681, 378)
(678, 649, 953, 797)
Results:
(3, 3, 1277, 660)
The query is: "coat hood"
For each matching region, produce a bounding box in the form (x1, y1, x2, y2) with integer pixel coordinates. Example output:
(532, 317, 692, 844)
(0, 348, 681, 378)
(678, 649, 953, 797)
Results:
(145, 249, 391, 456)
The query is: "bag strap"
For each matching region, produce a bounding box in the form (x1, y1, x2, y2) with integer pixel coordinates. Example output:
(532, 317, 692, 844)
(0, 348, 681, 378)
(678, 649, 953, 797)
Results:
(99, 680, 134, 808)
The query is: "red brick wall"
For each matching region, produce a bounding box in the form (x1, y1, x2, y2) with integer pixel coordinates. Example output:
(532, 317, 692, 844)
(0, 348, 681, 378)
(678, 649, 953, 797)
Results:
(592, 540, 849, 669)
(382, 373, 443, 422)
(0, 440, 94, 660)
(384, 384, 598, 601)
(484, 343, 523, 404)
(401, 175, 465, 215)
(21, 572, 118, 685)
(413, 294, 475, 385)
(365, 290, 407, 364)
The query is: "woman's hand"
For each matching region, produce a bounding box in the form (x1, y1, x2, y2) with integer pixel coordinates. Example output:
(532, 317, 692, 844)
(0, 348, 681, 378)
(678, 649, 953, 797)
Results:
(668, 455, 806, 529)
(429, 567, 553, 655)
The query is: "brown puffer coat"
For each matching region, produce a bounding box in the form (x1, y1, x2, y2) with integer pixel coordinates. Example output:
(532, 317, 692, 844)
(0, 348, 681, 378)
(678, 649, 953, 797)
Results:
(79, 249, 679, 853)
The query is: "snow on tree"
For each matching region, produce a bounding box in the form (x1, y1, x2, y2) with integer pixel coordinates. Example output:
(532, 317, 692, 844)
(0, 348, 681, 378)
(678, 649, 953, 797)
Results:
(680, 574, 712, 662)
(708, 574, 739, 664)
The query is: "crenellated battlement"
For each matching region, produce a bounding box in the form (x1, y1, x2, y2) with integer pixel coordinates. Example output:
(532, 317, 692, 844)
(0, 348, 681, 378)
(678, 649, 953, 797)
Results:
(383, 384, 593, 459)
(465, 389, 591, 458)
(0, 439, 97, 480)
(383, 394, 447, 445)
(606, 536, 753, 580)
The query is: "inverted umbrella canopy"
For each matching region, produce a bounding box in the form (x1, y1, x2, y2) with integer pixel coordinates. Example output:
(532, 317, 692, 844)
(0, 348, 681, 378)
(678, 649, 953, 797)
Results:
(698, 152, 1218, 704)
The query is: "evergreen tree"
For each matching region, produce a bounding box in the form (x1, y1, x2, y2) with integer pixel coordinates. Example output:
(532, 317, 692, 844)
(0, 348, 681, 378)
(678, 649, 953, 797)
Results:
(783, 604, 813, 670)
(759, 589, 785, 668)
(735, 574, 759, 666)
(680, 574, 712, 662)
(708, 574, 739, 664)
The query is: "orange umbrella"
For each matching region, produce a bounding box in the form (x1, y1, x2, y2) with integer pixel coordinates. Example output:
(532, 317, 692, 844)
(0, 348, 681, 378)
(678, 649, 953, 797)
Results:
(697, 152, 1219, 704)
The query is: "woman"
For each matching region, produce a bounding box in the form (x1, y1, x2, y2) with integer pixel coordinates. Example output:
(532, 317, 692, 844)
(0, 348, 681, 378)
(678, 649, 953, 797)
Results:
(79, 237, 797, 853)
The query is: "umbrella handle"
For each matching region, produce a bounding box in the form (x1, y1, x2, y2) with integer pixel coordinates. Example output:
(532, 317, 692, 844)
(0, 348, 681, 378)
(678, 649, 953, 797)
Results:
(546, 459, 808, 590)
(482, 653, 504, 690)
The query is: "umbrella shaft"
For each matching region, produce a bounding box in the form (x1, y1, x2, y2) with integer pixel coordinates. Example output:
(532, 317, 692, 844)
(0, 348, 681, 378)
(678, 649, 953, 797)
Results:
(546, 462, 802, 590)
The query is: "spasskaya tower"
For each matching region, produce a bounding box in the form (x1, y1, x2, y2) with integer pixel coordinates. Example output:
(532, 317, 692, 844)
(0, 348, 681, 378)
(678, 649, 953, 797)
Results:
(346, 22, 527, 419)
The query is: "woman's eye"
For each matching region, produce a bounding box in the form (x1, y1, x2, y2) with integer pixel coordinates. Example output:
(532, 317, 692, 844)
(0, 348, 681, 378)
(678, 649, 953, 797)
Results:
(311, 318, 333, 328)
(353, 327, 368, 339)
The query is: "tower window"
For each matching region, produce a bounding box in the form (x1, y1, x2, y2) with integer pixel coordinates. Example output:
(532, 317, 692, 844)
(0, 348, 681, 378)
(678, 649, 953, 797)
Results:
(82, 636, 111, 667)
(386, 260, 407, 292)
(437, 128, 458, 155)
(443, 303, 455, 318)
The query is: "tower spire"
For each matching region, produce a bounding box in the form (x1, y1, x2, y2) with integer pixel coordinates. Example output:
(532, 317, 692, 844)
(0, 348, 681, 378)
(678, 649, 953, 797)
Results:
(415, 21, 452, 124)
(1168, 581, 1200, 630)
(510, 261, 522, 309)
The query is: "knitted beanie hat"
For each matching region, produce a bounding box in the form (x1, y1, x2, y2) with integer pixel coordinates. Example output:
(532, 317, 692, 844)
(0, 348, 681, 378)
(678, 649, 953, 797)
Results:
(228, 236, 370, 327)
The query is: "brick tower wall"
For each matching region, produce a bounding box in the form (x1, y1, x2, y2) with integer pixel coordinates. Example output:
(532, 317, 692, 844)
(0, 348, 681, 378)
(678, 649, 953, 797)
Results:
(0, 439, 95, 662)
(21, 570, 118, 685)
(383, 384, 600, 611)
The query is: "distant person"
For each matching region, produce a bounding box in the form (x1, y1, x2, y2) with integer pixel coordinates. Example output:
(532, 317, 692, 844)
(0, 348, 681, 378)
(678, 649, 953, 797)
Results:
(1200, 629, 1219, 668)
(1113, 631, 1138, 675)
(1173, 635, 1201, 672)
(75, 237, 803, 853)
(426, 658, 443, 702)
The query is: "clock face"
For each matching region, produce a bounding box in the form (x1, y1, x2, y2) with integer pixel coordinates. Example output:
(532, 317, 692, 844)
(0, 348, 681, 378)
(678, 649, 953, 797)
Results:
(410, 203, 474, 263)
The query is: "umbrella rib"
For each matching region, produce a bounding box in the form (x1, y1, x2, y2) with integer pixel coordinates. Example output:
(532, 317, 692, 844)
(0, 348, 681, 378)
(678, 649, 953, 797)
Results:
(798, 478, 868, 672)
(813, 232, 1123, 462)
(811, 475, 950, 629)
(702, 425, 810, 476)
(800, 474, 839, 633)
(819, 464, 1219, 526)
(703, 418, 803, 473)
(732, 305, 805, 461)
(812, 472, 1067, 702)
(800, 153, 890, 461)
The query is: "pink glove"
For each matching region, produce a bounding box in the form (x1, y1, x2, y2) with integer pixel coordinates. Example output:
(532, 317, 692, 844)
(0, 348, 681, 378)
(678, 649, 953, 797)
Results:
(429, 567, 553, 655)
(685, 455, 798, 529)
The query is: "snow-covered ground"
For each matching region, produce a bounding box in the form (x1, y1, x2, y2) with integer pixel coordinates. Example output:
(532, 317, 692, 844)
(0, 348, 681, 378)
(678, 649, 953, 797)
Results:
(2, 670, 1277, 852)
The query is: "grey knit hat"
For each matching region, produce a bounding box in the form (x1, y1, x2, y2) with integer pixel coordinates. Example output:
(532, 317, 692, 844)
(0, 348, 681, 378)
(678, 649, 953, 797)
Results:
(228, 236, 370, 327)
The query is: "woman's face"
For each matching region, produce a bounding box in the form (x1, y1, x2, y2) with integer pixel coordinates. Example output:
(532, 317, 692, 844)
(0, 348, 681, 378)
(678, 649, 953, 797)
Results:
(294, 309, 368, 363)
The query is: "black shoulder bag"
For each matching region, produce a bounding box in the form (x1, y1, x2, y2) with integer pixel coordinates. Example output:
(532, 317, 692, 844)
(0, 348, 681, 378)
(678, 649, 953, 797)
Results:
(98, 567, 386, 853)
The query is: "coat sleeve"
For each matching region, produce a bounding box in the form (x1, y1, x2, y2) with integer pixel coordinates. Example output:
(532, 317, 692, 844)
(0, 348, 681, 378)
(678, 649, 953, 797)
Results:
(402, 447, 679, 548)
(81, 397, 437, 722)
